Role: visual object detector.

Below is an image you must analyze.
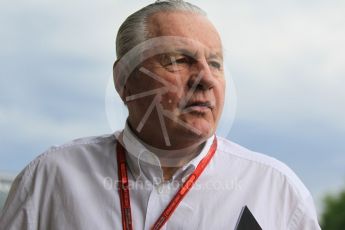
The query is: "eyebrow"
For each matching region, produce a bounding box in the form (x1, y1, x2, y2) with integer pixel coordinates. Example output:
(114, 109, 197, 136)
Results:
(174, 49, 198, 58)
(175, 48, 223, 60)
(208, 53, 223, 61)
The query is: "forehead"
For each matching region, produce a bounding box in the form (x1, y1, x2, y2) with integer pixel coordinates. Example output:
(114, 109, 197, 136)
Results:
(147, 11, 223, 57)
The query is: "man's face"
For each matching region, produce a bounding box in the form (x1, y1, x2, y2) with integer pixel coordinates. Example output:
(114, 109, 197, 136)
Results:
(124, 11, 225, 149)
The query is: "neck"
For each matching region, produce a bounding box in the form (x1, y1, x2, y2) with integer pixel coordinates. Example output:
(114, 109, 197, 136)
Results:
(162, 167, 180, 181)
(154, 143, 205, 181)
(134, 135, 206, 181)
(126, 121, 207, 181)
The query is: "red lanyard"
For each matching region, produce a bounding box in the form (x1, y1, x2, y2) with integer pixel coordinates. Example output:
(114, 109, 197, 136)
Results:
(116, 137, 217, 230)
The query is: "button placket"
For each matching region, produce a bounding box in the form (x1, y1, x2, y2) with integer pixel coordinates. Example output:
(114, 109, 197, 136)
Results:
(144, 182, 171, 230)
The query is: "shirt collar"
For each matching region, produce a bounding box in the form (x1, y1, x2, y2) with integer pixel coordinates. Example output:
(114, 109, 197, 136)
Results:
(121, 123, 215, 185)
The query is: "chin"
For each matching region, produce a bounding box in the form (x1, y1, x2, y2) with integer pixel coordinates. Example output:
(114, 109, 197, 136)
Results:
(164, 113, 217, 146)
(182, 119, 215, 139)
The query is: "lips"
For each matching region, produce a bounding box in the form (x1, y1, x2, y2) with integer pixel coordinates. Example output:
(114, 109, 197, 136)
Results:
(182, 100, 215, 113)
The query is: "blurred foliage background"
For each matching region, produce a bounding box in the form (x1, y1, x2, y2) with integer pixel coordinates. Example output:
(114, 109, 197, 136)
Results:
(321, 187, 345, 229)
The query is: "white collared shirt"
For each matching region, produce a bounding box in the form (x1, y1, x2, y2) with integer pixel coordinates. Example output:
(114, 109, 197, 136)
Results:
(0, 128, 321, 229)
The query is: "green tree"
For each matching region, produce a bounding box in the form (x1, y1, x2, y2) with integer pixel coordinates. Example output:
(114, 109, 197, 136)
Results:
(321, 188, 345, 230)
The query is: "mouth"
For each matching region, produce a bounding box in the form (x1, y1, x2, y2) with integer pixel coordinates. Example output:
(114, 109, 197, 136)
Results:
(182, 101, 215, 113)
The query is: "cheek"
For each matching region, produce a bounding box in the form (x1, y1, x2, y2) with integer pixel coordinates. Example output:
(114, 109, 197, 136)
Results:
(218, 89, 225, 107)
(218, 79, 226, 101)
(214, 83, 226, 114)
(160, 91, 183, 110)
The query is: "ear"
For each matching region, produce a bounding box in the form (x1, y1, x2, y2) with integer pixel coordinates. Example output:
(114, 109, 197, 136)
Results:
(121, 84, 132, 106)
(113, 59, 129, 104)
(113, 60, 131, 105)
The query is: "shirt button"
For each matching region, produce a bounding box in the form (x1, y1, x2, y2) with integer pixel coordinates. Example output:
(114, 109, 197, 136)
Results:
(156, 183, 164, 194)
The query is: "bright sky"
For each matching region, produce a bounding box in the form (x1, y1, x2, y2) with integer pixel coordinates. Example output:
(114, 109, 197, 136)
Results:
(0, 0, 344, 213)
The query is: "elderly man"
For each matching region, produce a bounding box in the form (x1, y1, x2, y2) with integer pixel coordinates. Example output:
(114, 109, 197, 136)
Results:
(0, 1, 320, 229)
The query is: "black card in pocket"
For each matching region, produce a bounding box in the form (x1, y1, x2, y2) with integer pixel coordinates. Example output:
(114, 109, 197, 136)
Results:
(235, 206, 262, 230)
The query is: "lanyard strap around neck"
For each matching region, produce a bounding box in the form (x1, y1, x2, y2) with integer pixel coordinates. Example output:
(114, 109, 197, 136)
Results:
(116, 137, 217, 230)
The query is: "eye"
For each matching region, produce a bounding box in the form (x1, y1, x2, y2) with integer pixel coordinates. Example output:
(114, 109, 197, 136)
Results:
(174, 57, 190, 64)
(167, 55, 194, 67)
(209, 60, 222, 70)
(160, 54, 187, 66)
(161, 55, 195, 72)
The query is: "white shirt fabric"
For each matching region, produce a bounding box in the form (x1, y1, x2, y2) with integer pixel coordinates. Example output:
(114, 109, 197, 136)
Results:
(0, 127, 321, 230)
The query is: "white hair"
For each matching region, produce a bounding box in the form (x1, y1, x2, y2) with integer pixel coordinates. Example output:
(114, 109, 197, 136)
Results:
(115, 0, 206, 60)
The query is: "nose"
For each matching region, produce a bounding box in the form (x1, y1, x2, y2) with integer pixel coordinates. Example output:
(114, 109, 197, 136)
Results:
(187, 58, 215, 91)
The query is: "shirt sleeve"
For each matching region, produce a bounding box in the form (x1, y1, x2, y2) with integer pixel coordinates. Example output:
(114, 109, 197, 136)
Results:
(288, 195, 321, 230)
(0, 162, 38, 230)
